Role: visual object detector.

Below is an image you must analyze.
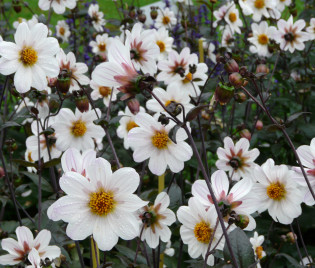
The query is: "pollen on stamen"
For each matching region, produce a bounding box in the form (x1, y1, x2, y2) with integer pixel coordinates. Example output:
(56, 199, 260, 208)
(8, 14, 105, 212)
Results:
(71, 120, 87, 137)
(20, 47, 38, 66)
(152, 131, 169, 149)
(194, 221, 212, 244)
(89, 190, 115, 216)
(267, 182, 286, 201)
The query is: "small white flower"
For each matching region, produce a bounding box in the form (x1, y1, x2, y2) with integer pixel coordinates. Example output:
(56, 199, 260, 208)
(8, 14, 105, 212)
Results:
(39, 0, 77, 14)
(177, 198, 224, 266)
(224, 3, 243, 34)
(247, 0, 276, 22)
(56, 49, 90, 92)
(48, 158, 148, 251)
(153, 27, 174, 60)
(207, 42, 217, 63)
(56, 20, 71, 43)
(222, 27, 235, 51)
(52, 108, 105, 152)
(274, 16, 310, 53)
(275, 0, 291, 12)
(90, 80, 119, 107)
(248, 21, 277, 57)
(213, 3, 229, 27)
(216, 137, 260, 181)
(0, 22, 59, 93)
(155, 8, 177, 29)
(88, 4, 106, 32)
(239, 0, 253, 16)
(250, 231, 266, 268)
(0, 226, 60, 266)
(249, 159, 303, 224)
(128, 113, 193, 176)
(89, 33, 113, 59)
(117, 106, 145, 150)
(140, 192, 176, 249)
(306, 18, 315, 40)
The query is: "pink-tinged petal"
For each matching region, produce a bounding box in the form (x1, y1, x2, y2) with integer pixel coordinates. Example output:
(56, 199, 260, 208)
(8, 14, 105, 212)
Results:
(14, 65, 32, 93)
(60, 172, 94, 196)
(297, 145, 314, 169)
(27, 248, 41, 267)
(223, 136, 235, 152)
(1, 238, 22, 256)
(235, 138, 250, 153)
(33, 229, 51, 251)
(93, 217, 118, 251)
(61, 148, 82, 173)
(211, 170, 229, 199)
(192, 180, 211, 206)
(0, 41, 19, 60)
(40, 245, 61, 260)
(217, 147, 229, 160)
(86, 158, 112, 190)
(229, 177, 252, 201)
(154, 192, 170, 211)
(16, 226, 34, 252)
(92, 62, 124, 87)
(110, 167, 139, 194)
(0, 254, 21, 265)
(82, 150, 97, 171)
(108, 39, 133, 67)
(14, 22, 30, 47)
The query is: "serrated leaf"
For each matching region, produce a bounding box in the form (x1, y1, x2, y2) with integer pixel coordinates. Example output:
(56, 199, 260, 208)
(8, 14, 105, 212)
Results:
(223, 228, 256, 268)
(185, 105, 208, 121)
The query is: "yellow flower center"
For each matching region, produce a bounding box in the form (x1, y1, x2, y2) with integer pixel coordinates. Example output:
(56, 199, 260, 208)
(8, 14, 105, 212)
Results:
(71, 120, 87, 137)
(183, 72, 193, 83)
(267, 182, 286, 200)
(98, 42, 106, 52)
(20, 47, 38, 66)
(126, 120, 139, 132)
(165, 99, 174, 107)
(156, 40, 166, 53)
(152, 131, 169, 149)
(194, 221, 212, 244)
(229, 12, 237, 23)
(254, 0, 265, 9)
(27, 152, 33, 162)
(162, 16, 171, 25)
(258, 34, 269, 45)
(59, 27, 65, 35)
(256, 246, 264, 259)
(89, 190, 115, 216)
(99, 86, 111, 97)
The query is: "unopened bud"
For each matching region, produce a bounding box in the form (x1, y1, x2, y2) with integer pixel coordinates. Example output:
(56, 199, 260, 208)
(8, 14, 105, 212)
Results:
(0, 167, 4, 178)
(234, 92, 247, 103)
(158, 113, 170, 125)
(256, 120, 263, 131)
(31, 107, 39, 115)
(127, 98, 140, 115)
(138, 13, 147, 23)
(150, 7, 158, 20)
(229, 72, 244, 89)
(75, 95, 89, 113)
(256, 64, 269, 75)
(224, 59, 239, 73)
(13, 0, 22, 13)
(235, 214, 250, 229)
(239, 66, 248, 77)
(57, 69, 71, 94)
(286, 232, 297, 244)
(215, 82, 235, 105)
(167, 102, 182, 116)
(240, 129, 251, 140)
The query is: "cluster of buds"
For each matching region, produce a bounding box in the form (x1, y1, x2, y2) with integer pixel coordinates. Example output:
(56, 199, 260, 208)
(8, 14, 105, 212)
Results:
(129, 7, 147, 23)
(281, 232, 297, 244)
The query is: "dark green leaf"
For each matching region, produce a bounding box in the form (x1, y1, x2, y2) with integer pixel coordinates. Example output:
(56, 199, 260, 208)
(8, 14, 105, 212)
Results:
(223, 228, 256, 268)
(12, 159, 37, 167)
(186, 105, 208, 121)
(42, 158, 61, 168)
(21, 171, 53, 193)
(169, 125, 181, 144)
(0, 121, 21, 131)
(285, 112, 311, 126)
(276, 253, 304, 268)
(115, 245, 147, 265)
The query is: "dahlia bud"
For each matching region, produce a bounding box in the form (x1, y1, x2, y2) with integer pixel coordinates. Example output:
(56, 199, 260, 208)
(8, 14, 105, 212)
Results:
(286, 232, 297, 244)
(47, 77, 57, 87)
(234, 214, 250, 229)
(158, 113, 170, 125)
(256, 64, 269, 75)
(229, 72, 244, 89)
(127, 98, 140, 115)
(234, 92, 247, 103)
(224, 59, 239, 73)
(13, 0, 22, 13)
(138, 13, 147, 23)
(239, 66, 248, 77)
(129, 8, 136, 19)
(0, 167, 4, 178)
(57, 69, 71, 94)
(255, 120, 263, 130)
(240, 129, 251, 141)
(167, 101, 182, 117)
(75, 95, 89, 113)
(215, 82, 235, 105)
(150, 7, 158, 20)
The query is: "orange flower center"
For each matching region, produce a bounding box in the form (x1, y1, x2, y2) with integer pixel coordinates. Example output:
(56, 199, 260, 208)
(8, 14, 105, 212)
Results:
(229, 12, 237, 23)
(98, 42, 106, 51)
(126, 120, 139, 132)
(254, 0, 265, 9)
(59, 27, 65, 35)
(152, 131, 169, 149)
(258, 34, 269, 45)
(162, 16, 170, 25)
(27, 152, 33, 162)
(267, 182, 286, 200)
(71, 120, 87, 137)
(156, 40, 166, 53)
(99, 86, 111, 97)
(256, 246, 264, 259)
(20, 47, 38, 66)
(183, 72, 193, 83)
(89, 190, 115, 216)
(194, 221, 212, 243)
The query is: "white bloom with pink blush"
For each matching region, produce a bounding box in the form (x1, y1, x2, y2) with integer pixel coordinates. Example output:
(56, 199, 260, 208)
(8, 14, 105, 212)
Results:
(0, 22, 59, 93)
(274, 15, 310, 53)
(140, 192, 176, 249)
(222, 27, 235, 51)
(56, 49, 90, 92)
(0, 226, 60, 266)
(88, 4, 106, 32)
(177, 197, 224, 266)
(128, 113, 193, 176)
(248, 159, 303, 224)
(275, 0, 291, 12)
(292, 138, 315, 205)
(125, 23, 159, 75)
(39, 0, 77, 14)
(92, 39, 139, 99)
(192, 170, 257, 231)
(48, 158, 148, 251)
(213, 3, 229, 27)
(306, 18, 315, 40)
(216, 137, 260, 181)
